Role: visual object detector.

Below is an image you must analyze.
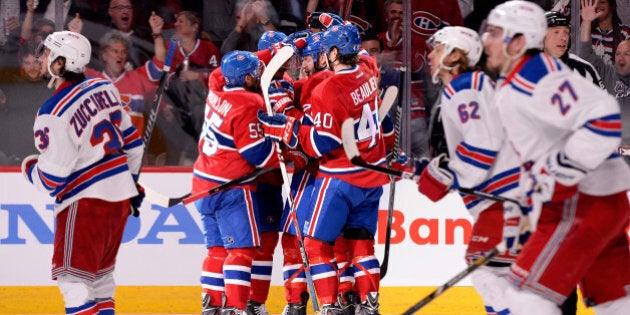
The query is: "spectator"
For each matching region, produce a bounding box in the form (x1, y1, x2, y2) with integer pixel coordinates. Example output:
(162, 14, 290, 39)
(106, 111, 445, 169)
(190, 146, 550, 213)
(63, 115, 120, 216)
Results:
(378, 0, 402, 61)
(106, 0, 153, 68)
(20, 0, 56, 45)
(221, 0, 279, 54)
(0, 0, 21, 67)
(0, 41, 50, 164)
(201, 0, 240, 48)
(164, 10, 221, 157)
(586, 0, 630, 65)
(580, 0, 630, 152)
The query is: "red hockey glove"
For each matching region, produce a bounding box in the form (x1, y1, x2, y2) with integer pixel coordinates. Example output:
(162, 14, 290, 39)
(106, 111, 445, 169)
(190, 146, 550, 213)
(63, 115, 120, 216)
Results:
(417, 154, 454, 202)
(318, 12, 344, 30)
(130, 183, 145, 217)
(272, 30, 311, 55)
(282, 147, 309, 171)
(268, 80, 295, 114)
(257, 110, 299, 148)
(21, 154, 39, 183)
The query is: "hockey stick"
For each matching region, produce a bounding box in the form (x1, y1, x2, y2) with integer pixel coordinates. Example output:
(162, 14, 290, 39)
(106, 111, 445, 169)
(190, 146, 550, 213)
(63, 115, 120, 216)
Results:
(340, 120, 523, 206)
(401, 246, 501, 315)
(262, 45, 320, 312)
(132, 41, 193, 208)
(380, 83, 401, 280)
(181, 168, 274, 205)
(377, 86, 398, 123)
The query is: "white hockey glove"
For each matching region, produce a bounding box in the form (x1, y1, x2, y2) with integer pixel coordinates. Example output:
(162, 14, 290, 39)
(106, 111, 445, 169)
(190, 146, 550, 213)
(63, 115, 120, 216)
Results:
(501, 202, 531, 255)
(21, 154, 39, 183)
(532, 149, 586, 202)
(417, 153, 454, 202)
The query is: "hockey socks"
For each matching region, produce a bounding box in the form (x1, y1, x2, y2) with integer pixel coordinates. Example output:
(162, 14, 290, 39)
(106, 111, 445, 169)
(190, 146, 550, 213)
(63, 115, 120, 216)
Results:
(348, 239, 380, 300)
(304, 237, 338, 305)
(201, 246, 227, 306)
(95, 298, 114, 315)
(281, 233, 308, 304)
(224, 247, 257, 310)
(249, 232, 279, 303)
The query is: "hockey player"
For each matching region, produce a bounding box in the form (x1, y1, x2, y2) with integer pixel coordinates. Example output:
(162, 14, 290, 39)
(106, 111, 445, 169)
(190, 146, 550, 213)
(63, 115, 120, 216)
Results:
(482, 1, 630, 314)
(543, 11, 604, 88)
(258, 24, 389, 315)
(417, 25, 522, 315)
(194, 50, 279, 315)
(23, 31, 144, 314)
(245, 30, 292, 315)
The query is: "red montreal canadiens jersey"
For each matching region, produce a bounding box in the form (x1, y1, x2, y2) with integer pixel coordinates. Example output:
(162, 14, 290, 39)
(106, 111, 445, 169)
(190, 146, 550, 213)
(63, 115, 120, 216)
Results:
(85, 58, 163, 134)
(26, 77, 143, 212)
(192, 69, 278, 194)
(297, 55, 388, 188)
(167, 39, 221, 71)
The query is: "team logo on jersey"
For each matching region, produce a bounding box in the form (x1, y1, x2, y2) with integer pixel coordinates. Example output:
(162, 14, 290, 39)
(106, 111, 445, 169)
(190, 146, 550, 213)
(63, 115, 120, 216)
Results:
(411, 11, 449, 37)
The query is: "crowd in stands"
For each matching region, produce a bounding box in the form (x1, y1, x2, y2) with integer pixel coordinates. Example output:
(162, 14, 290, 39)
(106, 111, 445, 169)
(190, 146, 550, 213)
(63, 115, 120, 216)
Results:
(1, 0, 630, 165)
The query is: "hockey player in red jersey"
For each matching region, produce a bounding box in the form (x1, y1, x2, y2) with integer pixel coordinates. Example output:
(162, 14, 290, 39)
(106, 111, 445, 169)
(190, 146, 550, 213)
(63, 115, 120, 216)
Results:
(258, 23, 388, 315)
(193, 50, 279, 315)
(417, 25, 523, 315)
(482, 1, 630, 314)
(23, 31, 144, 315)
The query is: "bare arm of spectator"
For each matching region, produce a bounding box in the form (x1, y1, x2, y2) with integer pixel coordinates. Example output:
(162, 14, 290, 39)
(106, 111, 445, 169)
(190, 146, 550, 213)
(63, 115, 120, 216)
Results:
(221, 2, 256, 55)
(306, 0, 319, 14)
(149, 11, 165, 62)
(252, 0, 276, 31)
(67, 13, 83, 33)
(20, 0, 37, 42)
(579, 0, 617, 91)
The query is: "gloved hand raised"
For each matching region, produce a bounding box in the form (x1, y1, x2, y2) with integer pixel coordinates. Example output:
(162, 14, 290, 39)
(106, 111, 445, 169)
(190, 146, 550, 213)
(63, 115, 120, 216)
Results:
(417, 153, 454, 202)
(257, 109, 299, 148)
(275, 30, 311, 54)
(130, 183, 145, 217)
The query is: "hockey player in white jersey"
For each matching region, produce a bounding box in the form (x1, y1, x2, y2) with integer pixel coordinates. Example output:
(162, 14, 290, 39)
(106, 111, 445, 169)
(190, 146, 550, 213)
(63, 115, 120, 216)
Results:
(22, 31, 144, 315)
(417, 26, 522, 315)
(481, 1, 630, 314)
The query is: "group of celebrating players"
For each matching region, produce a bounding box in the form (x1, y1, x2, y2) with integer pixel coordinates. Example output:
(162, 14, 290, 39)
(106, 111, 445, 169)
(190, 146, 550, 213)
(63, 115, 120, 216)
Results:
(20, 1, 630, 315)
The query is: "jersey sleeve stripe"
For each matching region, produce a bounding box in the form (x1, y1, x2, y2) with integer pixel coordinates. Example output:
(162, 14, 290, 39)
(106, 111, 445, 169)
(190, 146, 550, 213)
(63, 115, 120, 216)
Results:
(455, 142, 497, 170)
(584, 114, 622, 137)
(55, 155, 129, 202)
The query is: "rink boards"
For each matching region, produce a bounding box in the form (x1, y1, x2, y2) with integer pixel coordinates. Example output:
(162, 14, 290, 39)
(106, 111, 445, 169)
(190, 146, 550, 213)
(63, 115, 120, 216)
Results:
(0, 168, 609, 314)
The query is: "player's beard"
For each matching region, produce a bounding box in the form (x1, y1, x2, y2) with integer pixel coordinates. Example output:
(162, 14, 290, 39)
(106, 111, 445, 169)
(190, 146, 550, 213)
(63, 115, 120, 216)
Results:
(246, 79, 262, 94)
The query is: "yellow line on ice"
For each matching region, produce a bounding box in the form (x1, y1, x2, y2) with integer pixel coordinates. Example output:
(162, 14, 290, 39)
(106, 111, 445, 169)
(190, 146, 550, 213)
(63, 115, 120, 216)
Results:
(0, 286, 595, 315)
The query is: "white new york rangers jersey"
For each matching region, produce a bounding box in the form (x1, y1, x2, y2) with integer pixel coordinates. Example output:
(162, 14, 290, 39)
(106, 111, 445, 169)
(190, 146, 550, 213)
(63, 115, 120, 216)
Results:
(495, 53, 630, 196)
(441, 71, 520, 216)
(25, 77, 144, 213)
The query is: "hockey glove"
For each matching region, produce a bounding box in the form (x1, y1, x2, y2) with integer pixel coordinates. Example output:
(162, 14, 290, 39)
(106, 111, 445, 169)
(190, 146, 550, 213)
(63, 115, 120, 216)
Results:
(130, 183, 145, 217)
(257, 109, 299, 148)
(281, 146, 309, 171)
(417, 153, 454, 202)
(21, 154, 39, 183)
(269, 80, 295, 114)
(532, 149, 585, 202)
(318, 12, 344, 30)
(502, 202, 531, 255)
(279, 30, 311, 54)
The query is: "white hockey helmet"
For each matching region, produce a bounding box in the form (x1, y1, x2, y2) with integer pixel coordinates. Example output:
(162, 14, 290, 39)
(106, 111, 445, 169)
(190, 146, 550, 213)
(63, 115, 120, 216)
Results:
(427, 26, 483, 67)
(41, 31, 91, 76)
(486, 0, 547, 50)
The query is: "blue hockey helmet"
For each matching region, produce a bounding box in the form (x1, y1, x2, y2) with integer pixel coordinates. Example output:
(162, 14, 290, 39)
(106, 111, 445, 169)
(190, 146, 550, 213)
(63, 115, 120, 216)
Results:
(221, 50, 262, 87)
(257, 30, 287, 51)
(301, 32, 324, 59)
(320, 24, 361, 56)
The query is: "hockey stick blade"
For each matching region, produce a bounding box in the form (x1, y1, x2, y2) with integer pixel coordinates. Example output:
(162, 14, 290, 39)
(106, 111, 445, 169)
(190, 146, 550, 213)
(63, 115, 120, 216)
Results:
(182, 168, 275, 205)
(378, 85, 398, 123)
(141, 184, 190, 208)
(402, 247, 500, 315)
(261, 46, 294, 109)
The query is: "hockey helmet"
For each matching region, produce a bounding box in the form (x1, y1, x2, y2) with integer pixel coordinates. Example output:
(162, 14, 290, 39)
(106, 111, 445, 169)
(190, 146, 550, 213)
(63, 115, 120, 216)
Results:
(257, 30, 287, 51)
(221, 50, 263, 87)
(302, 32, 324, 59)
(427, 26, 483, 67)
(38, 31, 91, 77)
(486, 0, 547, 50)
(545, 11, 570, 28)
(320, 24, 361, 56)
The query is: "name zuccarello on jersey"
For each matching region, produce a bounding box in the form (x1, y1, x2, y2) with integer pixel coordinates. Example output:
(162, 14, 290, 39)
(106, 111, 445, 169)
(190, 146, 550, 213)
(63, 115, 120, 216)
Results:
(69, 90, 121, 137)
